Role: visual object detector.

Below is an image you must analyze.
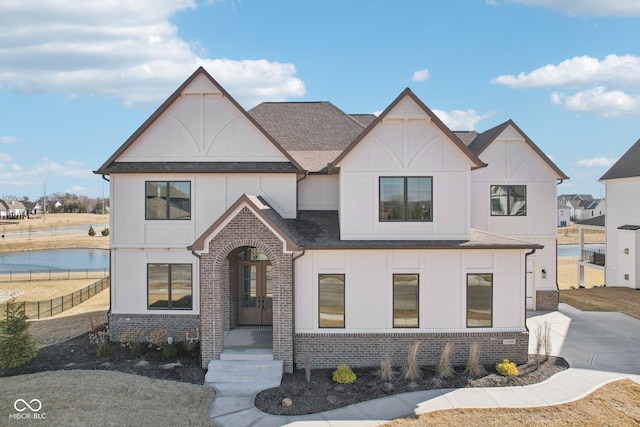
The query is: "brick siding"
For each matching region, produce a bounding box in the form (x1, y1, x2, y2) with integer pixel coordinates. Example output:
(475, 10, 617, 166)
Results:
(294, 331, 529, 370)
(109, 313, 199, 341)
(536, 290, 559, 311)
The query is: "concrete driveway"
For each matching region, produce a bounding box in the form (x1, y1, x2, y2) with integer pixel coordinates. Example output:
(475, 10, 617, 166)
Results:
(527, 303, 640, 375)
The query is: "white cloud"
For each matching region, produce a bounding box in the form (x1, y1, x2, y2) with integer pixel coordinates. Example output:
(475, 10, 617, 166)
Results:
(409, 69, 430, 82)
(432, 109, 494, 131)
(28, 157, 93, 178)
(493, 55, 640, 116)
(0, 1, 305, 108)
(0, 152, 11, 162)
(0, 136, 20, 144)
(575, 157, 618, 167)
(505, 0, 640, 17)
(492, 55, 640, 89)
(552, 87, 640, 117)
(11, 164, 22, 172)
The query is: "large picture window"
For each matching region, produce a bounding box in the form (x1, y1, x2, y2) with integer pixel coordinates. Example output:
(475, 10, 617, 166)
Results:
(319, 274, 345, 328)
(393, 274, 419, 328)
(148, 264, 193, 310)
(379, 177, 432, 222)
(467, 273, 492, 327)
(145, 181, 191, 220)
(491, 185, 526, 216)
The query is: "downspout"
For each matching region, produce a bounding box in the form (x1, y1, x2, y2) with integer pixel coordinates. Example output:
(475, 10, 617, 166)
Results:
(291, 248, 306, 369)
(524, 249, 536, 332)
(101, 174, 112, 316)
(296, 171, 309, 219)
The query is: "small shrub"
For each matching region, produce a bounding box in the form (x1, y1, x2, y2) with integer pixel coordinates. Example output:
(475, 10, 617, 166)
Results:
(120, 328, 147, 351)
(88, 225, 96, 236)
(495, 359, 518, 377)
(332, 363, 357, 384)
(148, 328, 172, 350)
(176, 327, 199, 352)
(436, 342, 455, 379)
(378, 360, 395, 381)
(96, 342, 112, 358)
(464, 342, 486, 377)
(162, 344, 179, 360)
(403, 342, 422, 381)
(131, 342, 146, 357)
(0, 298, 38, 370)
(101, 227, 110, 236)
(88, 329, 110, 346)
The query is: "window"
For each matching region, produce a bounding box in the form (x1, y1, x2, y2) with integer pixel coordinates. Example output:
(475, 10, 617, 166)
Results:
(319, 274, 345, 328)
(393, 274, 419, 328)
(379, 177, 432, 222)
(491, 185, 526, 216)
(148, 264, 193, 309)
(145, 181, 191, 220)
(467, 273, 492, 327)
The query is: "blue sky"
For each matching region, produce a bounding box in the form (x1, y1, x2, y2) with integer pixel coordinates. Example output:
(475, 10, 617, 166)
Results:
(2, 0, 640, 201)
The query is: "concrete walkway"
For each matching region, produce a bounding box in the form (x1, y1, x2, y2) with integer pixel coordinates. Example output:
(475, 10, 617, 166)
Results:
(209, 304, 640, 426)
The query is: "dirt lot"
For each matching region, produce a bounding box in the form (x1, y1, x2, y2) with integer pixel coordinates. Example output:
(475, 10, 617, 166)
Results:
(557, 257, 604, 290)
(560, 287, 640, 320)
(557, 224, 605, 245)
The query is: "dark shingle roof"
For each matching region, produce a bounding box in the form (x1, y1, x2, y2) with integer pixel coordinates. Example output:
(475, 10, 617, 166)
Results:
(350, 114, 377, 127)
(249, 102, 368, 171)
(576, 215, 605, 228)
(99, 161, 300, 174)
(600, 138, 640, 180)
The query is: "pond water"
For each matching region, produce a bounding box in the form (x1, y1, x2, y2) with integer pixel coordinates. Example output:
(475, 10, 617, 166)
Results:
(0, 249, 109, 272)
(557, 244, 605, 258)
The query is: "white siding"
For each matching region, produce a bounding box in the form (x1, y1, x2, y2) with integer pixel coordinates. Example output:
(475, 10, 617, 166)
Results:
(298, 175, 339, 210)
(338, 97, 473, 240)
(294, 249, 526, 333)
(605, 177, 640, 288)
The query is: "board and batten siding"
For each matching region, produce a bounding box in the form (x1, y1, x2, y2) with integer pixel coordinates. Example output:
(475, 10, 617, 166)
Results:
(294, 249, 526, 333)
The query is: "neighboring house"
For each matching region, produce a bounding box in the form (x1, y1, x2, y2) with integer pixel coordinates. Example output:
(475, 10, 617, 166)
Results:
(574, 198, 605, 221)
(95, 67, 567, 373)
(23, 201, 42, 217)
(558, 201, 572, 227)
(600, 138, 640, 289)
(0, 200, 27, 219)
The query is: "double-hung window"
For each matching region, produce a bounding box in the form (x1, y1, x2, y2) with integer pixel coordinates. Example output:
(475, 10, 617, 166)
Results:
(379, 177, 432, 222)
(148, 264, 193, 310)
(145, 181, 191, 220)
(490, 185, 526, 216)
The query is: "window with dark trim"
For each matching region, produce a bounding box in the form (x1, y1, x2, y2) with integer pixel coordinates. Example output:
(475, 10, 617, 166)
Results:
(318, 274, 345, 328)
(393, 273, 419, 328)
(379, 177, 432, 222)
(490, 185, 526, 216)
(466, 273, 492, 327)
(145, 181, 191, 220)
(148, 263, 193, 310)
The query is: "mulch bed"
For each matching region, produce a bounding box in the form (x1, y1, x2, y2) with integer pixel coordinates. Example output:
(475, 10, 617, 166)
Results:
(256, 356, 569, 415)
(0, 331, 206, 384)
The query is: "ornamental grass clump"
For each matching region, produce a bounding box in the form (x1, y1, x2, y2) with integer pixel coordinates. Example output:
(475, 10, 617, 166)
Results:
(378, 359, 395, 381)
(495, 359, 518, 377)
(436, 342, 455, 379)
(403, 342, 422, 381)
(332, 363, 357, 384)
(464, 342, 486, 378)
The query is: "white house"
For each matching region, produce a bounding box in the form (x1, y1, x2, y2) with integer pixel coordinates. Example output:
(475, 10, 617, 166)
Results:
(600, 139, 640, 289)
(557, 201, 572, 227)
(96, 68, 567, 373)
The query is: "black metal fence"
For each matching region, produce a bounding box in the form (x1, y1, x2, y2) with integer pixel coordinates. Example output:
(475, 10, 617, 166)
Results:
(582, 250, 606, 266)
(0, 276, 110, 319)
(0, 268, 108, 283)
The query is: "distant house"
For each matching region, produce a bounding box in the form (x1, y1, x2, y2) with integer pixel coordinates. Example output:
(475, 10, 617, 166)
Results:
(557, 194, 604, 221)
(0, 200, 27, 219)
(557, 201, 571, 227)
(23, 201, 42, 217)
(600, 138, 640, 289)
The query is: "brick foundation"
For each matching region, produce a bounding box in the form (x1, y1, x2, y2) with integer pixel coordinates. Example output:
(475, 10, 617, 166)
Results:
(109, 313, 200, 341)
(294, 331, 529, 370)
(535, 290, 559, 311)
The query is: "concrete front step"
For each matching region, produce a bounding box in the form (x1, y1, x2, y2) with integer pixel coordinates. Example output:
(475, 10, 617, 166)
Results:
(205, 358, 283, 388)
(220, 348, 274, 361)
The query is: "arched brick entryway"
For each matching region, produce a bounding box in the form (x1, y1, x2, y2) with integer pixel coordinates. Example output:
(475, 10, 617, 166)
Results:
(198, 207, 294, 372)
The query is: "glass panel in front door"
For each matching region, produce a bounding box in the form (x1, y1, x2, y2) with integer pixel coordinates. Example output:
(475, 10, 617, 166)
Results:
(241, 265, 257, 308)
(265, 265, 273, 309)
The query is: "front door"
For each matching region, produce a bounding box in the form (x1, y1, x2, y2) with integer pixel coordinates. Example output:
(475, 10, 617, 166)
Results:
(237, 260, 273, 325)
